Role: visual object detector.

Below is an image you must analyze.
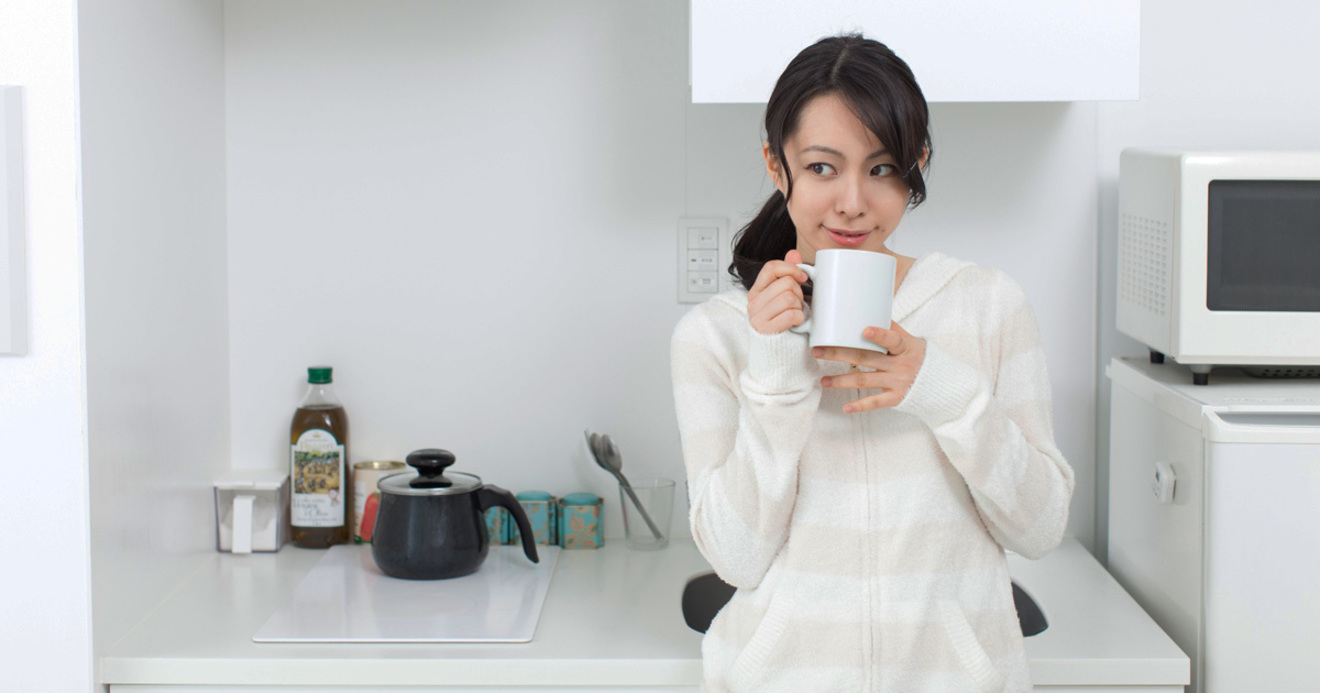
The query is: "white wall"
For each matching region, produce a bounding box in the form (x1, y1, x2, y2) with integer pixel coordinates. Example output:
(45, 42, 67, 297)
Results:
(0, 2, 95, 692)
(225, 0, 1098, 545)
(78, 0, 230, 673)
(1093, 0, 1320, 559)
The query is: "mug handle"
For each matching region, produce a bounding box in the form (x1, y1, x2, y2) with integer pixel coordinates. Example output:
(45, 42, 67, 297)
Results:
(788, 263, 816, 335)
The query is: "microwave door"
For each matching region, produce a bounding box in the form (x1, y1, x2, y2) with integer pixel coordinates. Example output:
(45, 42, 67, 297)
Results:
(1206, 179, 1320, 312)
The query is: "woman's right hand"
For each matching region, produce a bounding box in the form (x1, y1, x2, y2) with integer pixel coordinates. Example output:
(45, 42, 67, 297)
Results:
(747, 249, 809, 335)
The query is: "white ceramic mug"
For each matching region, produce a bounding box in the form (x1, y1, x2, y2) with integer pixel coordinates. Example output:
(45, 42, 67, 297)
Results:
(790, 249, 897, 353)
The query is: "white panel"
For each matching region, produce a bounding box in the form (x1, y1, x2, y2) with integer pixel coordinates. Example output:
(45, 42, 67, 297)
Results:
(254, 545, 559, 643)
(1106, 378, 1205, 691)
(0, 3, 94, 692)
(691, 0, 1140, 103)
(77, 0, 230, 679)
(1205, 441, 1320, 691)
(0, 86, 26, 355)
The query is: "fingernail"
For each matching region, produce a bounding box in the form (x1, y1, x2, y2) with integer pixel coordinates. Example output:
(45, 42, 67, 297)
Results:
(821, 376, 832, 387)
(864, 328, 877, 338)
(812, 347, 823, 358)
(842, 404, 854, 413)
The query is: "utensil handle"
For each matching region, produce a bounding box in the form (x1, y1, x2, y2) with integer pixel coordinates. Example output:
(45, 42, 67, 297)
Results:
(617, 472, 664, 540)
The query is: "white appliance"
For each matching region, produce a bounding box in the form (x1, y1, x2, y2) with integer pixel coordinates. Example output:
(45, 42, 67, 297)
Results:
(1117, 148, 1320, 384)
(1107, 356, 1320, 692)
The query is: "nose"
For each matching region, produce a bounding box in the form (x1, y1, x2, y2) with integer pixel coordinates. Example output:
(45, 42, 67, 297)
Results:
(835, 174, 866, 218)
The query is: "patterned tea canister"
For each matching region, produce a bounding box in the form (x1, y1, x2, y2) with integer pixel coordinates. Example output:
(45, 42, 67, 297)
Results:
(558, 492, 604, 549)
(511, 490, 558, 546)
(484, 506, 510, 546)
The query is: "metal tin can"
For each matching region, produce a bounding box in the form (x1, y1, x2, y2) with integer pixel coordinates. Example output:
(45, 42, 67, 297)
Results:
(352, 460, 406, 543)
(511, 490, 559, 546)
(558, 492, 604, 549)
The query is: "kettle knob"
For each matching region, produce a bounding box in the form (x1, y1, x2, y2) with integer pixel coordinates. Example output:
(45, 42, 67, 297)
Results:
(406, 448, 457, 488)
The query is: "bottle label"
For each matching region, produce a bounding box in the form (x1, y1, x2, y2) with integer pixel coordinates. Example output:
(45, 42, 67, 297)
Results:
(291, 429, 346, 527)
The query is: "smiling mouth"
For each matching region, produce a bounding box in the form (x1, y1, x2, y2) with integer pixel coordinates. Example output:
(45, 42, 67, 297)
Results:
(826, 228, 871, 246)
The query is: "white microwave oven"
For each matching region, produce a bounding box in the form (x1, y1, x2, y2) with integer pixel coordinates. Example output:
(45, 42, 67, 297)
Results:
(1117, 148, 1320, 385)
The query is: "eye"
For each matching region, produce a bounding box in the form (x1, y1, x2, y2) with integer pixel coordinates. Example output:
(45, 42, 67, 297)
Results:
(808, 162, 836, 176)
(871, 163, 899, 177)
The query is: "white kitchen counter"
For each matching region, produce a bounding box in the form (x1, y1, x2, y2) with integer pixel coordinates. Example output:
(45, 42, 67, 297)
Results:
(102, 537, 1188, 691)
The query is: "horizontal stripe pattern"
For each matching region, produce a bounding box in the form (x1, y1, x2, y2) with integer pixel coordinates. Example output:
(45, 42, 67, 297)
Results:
(671, 252, 1071, 692)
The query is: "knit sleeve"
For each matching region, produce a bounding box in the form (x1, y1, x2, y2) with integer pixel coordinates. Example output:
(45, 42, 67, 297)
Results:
(670, 307, 821, 589)
(894, 280, 1074, 559)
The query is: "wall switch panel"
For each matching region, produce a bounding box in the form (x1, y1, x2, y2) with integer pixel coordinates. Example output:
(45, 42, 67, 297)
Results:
(677, 217, 730, 304)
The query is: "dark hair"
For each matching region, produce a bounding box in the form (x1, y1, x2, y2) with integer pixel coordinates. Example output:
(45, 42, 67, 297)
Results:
(730, 34, 931, 291)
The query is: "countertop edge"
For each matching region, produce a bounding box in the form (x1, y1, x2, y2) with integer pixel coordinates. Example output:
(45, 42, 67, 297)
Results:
(101, 537, 1190, 688)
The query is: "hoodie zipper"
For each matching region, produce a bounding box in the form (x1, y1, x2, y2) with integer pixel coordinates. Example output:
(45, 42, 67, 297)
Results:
(855, 385, 877, 691)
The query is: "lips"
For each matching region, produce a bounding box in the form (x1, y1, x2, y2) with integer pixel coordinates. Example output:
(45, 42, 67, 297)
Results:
(826, 227, 871, 247)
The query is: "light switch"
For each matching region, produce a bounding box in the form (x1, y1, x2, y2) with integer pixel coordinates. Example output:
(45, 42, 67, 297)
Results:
(688, 272, 718, 294)
(687, 249, 718, 272)
(688, 227, 719, 249)
(677, 217, 729, 304)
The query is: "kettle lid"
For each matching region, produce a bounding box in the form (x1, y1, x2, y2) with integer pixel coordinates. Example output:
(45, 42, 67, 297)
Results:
(377, 448, 481, 496)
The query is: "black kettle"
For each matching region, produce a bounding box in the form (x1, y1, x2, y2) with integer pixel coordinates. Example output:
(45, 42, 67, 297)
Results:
(371, 448, 538, 580)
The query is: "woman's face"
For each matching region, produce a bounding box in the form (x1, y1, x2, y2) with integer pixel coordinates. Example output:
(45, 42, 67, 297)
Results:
(764, 93, 913, 265)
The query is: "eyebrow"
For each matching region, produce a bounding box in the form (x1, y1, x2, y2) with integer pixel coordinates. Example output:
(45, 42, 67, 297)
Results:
(799, 145, 891, 160)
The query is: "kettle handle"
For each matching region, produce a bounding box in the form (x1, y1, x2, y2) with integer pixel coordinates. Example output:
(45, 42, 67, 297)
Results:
(478, 485, 540, 564)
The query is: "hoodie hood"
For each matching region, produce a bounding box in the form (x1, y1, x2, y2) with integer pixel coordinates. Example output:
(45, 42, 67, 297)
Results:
(891, 251, 976, 324)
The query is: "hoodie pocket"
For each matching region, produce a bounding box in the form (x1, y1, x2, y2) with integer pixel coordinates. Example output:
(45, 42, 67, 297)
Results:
(726, 589, 794, 690)
(939, 599, 1007, 693)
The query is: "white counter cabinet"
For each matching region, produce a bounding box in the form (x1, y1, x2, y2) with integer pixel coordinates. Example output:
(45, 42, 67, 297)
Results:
(103, 538, 1186, 692)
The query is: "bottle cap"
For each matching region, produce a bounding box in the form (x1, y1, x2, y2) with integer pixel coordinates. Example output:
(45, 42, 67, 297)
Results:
(516, 490, 553, 502)
(308, 366, 333, 384)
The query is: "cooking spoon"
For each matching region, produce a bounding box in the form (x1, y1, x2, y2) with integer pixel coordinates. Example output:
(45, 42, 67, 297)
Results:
(601, 434, 665, 540)
(584, 430, 664, 540)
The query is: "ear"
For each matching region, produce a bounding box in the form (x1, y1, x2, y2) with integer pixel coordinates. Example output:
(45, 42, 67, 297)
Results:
(918, 147, 930, 170)
(763, 142, 787, 196)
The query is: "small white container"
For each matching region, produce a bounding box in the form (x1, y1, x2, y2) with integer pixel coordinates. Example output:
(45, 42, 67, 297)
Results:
(214, 469, 290, 553)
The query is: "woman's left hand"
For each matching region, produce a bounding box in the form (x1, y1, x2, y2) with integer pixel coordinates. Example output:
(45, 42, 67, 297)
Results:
(813, 322, 926, 413)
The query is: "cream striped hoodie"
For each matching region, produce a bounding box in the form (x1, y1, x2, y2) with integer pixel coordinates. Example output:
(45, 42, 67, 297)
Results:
(670, 252, 1074, 692)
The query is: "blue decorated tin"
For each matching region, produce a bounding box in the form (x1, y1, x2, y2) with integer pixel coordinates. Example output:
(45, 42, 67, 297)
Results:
(484, 506, 510, 546)
(512, 490, 558, 545)
(558, 492, 604, 549)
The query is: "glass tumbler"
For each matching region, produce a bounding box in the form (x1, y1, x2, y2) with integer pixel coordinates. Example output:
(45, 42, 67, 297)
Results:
(619, 476, 675, 550)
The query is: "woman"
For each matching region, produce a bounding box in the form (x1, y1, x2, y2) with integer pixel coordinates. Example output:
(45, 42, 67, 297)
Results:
(670, 35, 1074, 692)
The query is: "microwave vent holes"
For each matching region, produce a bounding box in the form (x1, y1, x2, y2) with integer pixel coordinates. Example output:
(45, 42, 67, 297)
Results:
(1119, 213, 1170, 317)
(1242, 366, 1320, 379)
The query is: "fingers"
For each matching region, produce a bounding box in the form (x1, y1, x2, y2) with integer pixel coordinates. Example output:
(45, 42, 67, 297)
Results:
(862, 326, 906, 354)
(759, 307, 807, 334)
(748, 251, 810, 335)
(811, 345, 875, 367)
(750, 258, 808, 295)
(813, 321, 926, 412)
(748, 275, 804, 313)
(842, 391, 905, 413)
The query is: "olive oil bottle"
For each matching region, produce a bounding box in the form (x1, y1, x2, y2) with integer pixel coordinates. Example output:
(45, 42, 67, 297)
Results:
(289, 366, 350, 548)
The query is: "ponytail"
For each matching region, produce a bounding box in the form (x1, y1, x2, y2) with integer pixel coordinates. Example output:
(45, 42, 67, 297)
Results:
(730, 190, 798, 292)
